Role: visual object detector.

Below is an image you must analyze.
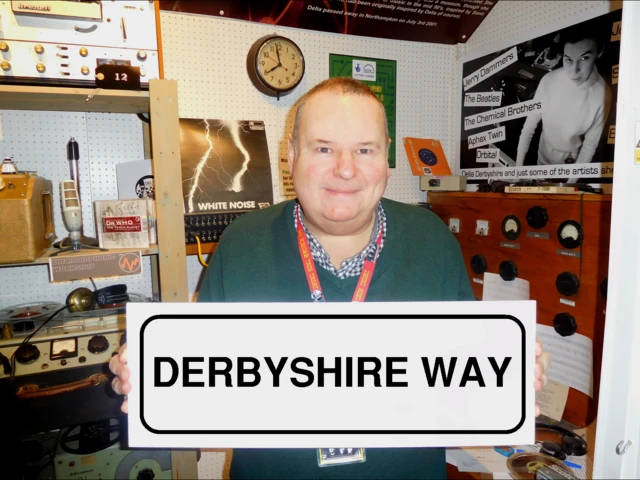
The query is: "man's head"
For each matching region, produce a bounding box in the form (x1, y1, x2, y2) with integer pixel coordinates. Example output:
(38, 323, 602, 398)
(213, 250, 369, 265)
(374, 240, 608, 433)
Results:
(288, 77, 391, 236)
(560, 23, 605, 86)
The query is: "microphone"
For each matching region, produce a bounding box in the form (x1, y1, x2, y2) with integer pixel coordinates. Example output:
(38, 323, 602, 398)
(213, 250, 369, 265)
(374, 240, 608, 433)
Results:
(60, 180, 82, 249)
(50, 180, 107, 257)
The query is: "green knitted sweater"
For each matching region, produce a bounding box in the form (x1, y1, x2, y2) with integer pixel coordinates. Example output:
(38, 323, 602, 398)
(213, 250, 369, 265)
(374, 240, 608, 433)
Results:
(198, 197, 474, 479)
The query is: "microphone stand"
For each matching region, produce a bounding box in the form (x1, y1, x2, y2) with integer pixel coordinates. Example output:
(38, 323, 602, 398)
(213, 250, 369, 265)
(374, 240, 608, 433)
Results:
(54, 138, 100, 249)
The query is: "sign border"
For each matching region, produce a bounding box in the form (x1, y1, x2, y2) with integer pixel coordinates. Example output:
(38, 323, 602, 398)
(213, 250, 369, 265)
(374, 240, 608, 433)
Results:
(139, 314, 526, 435)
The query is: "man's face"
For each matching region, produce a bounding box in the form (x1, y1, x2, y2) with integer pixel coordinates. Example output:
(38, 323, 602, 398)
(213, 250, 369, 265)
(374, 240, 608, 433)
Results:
(563, 39, 599, 86)
(288, 90, 391, 234)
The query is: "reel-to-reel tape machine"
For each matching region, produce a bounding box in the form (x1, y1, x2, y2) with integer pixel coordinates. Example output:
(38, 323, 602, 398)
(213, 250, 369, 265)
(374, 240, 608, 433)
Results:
(0, 300, 127, 436)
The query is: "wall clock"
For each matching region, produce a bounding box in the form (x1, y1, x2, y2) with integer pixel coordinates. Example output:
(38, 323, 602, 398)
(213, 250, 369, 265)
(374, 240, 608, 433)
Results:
(247, 34, 305, 99)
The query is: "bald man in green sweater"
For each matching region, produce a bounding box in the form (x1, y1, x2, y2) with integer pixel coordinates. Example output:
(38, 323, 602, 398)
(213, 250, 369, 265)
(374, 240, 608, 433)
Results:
(111, 76, 551, 479)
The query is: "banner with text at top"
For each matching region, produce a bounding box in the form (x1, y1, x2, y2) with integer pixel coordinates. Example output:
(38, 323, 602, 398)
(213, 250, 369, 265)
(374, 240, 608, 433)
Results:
(126, 301, 536, 449)
(159, 1, 497, 45)
(457, 8, 621, 183)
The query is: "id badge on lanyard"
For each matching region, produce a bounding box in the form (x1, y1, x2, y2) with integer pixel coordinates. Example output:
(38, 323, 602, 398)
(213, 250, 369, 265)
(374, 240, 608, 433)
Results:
(317, 448, 366, 467)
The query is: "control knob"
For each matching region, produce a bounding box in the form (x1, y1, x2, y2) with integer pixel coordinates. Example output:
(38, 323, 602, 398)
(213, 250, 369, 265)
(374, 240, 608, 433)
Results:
(34, 44, 44, 54)
(138, 468, 155, 480)
(88, 335, 109, 354)
(1, 61, 11, 72)
(15, 343, 40, 364)
(553, 313, 577, 337)
(36, 63, 46, 73)
(470, 254, 488, 275)
(79, 47, 89, 57)
(526, 206, 549, 229)
(137, 50, 148, 61)
(499, 260, 518, 281)
(0, 42, 8, 52)
(556, 272, 580, 296)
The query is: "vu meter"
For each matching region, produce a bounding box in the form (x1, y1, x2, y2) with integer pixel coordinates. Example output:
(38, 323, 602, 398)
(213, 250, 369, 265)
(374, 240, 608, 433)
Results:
(557, 220, 583, 249)
(501, 215, 521, 240)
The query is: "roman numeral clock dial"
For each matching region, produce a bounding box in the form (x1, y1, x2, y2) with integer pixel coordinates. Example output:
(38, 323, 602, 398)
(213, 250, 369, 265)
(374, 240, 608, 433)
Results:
(247, 35, 305, 100)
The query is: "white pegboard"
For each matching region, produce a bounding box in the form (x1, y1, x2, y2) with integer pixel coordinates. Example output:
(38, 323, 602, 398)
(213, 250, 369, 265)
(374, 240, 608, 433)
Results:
(85, 112, 147, 202)
(197, 451, 227, 480)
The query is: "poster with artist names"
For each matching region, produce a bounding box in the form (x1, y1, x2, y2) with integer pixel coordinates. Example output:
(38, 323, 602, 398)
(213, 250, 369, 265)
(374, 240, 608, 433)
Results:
(458, 9, 621, 184)
(329, 54, 397, 168)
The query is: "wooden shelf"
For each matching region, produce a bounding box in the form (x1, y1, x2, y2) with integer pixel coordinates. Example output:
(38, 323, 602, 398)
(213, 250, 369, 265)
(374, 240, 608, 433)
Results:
(0, 84, 150, 114)
(0, 245, 159, 268)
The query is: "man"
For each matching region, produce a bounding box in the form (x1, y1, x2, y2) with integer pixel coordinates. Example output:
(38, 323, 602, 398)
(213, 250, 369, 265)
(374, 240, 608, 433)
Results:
(111, 77, 550, 479)
(516, 23, 612, 171)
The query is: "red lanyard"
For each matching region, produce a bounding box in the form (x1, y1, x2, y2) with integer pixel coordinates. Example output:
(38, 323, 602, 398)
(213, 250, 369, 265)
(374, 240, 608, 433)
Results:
(296, 207, 383, 302)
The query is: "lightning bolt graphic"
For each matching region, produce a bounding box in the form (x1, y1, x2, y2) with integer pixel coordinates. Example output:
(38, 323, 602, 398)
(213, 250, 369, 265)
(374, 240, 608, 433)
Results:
(186, 120, 256, 212)
(225, 120, 251, 193)
(187, 119, 214, 213)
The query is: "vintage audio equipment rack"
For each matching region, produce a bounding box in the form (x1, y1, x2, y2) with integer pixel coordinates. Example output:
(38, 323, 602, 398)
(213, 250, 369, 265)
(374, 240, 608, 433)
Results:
(428, 191, 611, 428)
(0, 0, 161, 88)
(0, 81, 194, 476)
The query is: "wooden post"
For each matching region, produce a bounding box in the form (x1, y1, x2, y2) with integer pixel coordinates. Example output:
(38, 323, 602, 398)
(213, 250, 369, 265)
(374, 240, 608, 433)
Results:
(148, 79, 197, 478)
(148, 79, 188, 303)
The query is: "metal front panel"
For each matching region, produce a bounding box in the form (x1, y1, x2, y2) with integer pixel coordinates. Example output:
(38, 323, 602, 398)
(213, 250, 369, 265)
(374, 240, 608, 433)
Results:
(0, 0, 159, 86)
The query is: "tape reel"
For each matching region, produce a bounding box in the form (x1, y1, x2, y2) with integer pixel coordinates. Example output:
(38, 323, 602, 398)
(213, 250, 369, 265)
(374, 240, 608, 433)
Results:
(0, 302, 65, 323)
(506, 452, 573, 480)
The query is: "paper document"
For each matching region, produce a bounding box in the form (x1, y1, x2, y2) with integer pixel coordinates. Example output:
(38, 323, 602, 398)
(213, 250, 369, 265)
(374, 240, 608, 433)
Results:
(537, 325, 593, 397)
(445, 447, 509, 473)
(482, 272, 530, 301)
(536, 380, 570, 421)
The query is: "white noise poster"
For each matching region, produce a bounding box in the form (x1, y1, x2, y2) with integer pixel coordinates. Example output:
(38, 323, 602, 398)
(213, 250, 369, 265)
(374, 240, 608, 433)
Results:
(179, 119, 274, 214)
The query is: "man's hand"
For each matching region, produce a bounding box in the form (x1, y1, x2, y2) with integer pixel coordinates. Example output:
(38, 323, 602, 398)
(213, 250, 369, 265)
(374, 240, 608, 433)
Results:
(534, 338, 551, 416)
(109, 343, 131, 414)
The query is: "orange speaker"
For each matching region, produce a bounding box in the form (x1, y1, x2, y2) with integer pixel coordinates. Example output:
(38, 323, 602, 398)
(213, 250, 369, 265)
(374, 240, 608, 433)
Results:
(429, 191, 611, 428)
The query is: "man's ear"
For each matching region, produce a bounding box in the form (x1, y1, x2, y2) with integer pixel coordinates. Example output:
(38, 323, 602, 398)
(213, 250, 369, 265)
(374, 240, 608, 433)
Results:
(287, 133, 296, 172)
(386, 137, 392, 179)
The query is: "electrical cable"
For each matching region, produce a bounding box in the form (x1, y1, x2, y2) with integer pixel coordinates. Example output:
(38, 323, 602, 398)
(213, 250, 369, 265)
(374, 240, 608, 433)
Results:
(579, 193, 584, 282)
(195, 235, 209, 267)
(9, 305, 70, 392)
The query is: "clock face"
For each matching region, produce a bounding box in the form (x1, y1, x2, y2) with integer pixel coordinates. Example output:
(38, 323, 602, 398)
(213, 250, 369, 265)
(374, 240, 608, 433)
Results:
(255, 37, 304, 93)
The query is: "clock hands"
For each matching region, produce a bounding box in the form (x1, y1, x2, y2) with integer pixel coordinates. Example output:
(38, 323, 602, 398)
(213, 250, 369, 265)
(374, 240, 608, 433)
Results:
(265, 53, 288, 74)
(275, 45, 282, 65)
(265, 64, 280, 74)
